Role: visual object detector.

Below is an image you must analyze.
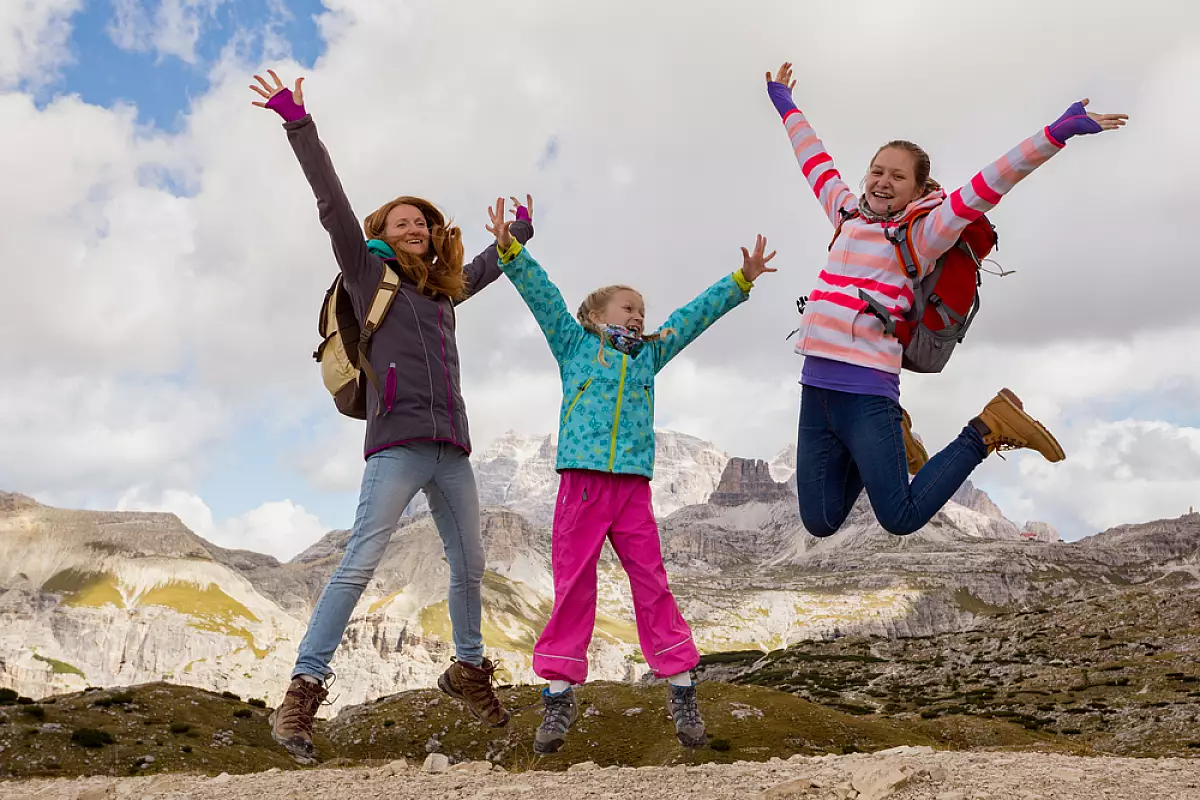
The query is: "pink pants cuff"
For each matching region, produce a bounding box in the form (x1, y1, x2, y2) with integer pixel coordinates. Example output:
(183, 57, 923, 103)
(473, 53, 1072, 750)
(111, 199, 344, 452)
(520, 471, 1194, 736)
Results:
(533, 470, 700, 684)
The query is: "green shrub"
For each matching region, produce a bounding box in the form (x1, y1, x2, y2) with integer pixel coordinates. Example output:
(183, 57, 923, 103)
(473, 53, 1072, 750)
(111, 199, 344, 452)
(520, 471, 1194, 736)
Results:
(20, 705, 45, 721)
(233, 708, 253, 718)
(248, 698, 267, 708)
(72, 728, 115, 748)
(168, 723, 190, 734)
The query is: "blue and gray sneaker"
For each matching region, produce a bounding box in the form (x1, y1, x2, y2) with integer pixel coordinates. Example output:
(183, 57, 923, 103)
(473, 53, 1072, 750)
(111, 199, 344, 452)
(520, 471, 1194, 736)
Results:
(534, 687, 578, 754)
(667, 684, 706, 747)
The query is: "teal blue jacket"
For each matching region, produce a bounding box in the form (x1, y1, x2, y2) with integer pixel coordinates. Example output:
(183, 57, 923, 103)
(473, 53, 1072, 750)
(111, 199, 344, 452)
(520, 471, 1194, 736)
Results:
(499, 244, 752, 479)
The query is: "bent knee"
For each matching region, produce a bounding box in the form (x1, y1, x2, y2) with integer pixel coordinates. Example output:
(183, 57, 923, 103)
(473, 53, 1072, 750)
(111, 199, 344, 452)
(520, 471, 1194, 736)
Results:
(799, 509, 841, 538)
(875, 511, 923, 537)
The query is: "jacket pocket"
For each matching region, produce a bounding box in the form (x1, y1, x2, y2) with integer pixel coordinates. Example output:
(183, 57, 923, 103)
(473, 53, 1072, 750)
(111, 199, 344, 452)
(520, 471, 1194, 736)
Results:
(384, 362, 397, 413)
(643, 385, 653, 416)
(564, 377, 592, 423)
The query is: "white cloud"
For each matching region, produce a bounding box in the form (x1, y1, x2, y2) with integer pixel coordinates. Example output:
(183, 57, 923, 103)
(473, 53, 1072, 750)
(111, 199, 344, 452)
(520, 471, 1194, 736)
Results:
(108, 0, 229, 63)
(117, 488, 330, 561)
(0, 0, 81, 89)
(2, 0, 1200, 545)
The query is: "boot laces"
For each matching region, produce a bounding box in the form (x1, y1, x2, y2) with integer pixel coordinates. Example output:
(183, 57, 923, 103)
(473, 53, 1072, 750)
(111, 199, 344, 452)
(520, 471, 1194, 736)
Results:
(669, 685, 703, 727)
(280, 674, 334, 737)
(540, 689, 575, 732)
(453, 657, 504, 719)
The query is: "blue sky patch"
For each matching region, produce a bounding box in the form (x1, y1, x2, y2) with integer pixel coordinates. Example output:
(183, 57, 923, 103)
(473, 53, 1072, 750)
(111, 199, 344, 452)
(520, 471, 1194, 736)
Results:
(48, 0, 326, 131)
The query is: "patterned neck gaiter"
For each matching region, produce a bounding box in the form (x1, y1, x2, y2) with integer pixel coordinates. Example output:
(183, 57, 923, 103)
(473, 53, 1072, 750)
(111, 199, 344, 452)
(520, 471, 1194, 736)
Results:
(602, 324, 645, 357)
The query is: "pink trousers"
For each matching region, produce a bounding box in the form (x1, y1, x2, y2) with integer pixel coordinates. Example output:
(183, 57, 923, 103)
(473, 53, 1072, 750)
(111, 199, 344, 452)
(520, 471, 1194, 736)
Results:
(532, 470, 700, 684)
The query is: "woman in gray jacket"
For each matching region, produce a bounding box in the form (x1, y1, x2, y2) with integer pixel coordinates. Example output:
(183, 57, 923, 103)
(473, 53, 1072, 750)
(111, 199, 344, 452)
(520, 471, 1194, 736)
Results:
(250, 70, 532, 760)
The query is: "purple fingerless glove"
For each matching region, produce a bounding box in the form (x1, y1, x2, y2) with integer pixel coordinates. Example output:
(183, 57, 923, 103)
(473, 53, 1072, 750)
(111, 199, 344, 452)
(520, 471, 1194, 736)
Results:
(515, 204, 530, 222)
(265, 88, 307, 123)
(1046, 100, 1101, 144)
(767, 81, 798, 119)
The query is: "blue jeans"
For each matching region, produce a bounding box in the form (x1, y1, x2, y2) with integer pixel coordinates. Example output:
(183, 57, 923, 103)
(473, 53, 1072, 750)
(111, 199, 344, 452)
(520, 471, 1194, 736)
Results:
(796, 384, 988, 537)
(293, 442, 485, 679)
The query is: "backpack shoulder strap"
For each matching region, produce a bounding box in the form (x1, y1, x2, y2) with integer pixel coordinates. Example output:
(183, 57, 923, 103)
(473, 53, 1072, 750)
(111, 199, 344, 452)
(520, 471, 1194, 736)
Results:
(827, 206, 860, 251)
(357, 263, 402, 413)
(884, 207, 932, 282)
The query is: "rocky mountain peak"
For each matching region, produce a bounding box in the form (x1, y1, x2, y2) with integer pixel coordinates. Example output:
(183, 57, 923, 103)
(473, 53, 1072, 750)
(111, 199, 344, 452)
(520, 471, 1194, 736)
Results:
(707, 458, 793, 506)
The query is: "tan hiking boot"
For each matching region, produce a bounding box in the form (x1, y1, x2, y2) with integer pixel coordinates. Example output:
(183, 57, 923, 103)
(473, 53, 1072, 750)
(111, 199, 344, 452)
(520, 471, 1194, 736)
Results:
(901, 408, 928, 476)
(975, 388, 1065, 463)
(268, 676, 328, 761)
(437, 657, 510, 727)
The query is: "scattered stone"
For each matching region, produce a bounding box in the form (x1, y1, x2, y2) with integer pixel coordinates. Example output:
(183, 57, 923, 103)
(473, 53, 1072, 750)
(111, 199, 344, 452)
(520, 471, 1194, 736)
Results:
(729, 703, 764, 720)
(874, 745, 935, 757)
(568, 761, 599, 773)
(584, 706, 601, 717)
(376, 758, 409, 777)
(210, 773, 231, 785)
(852, 761, 918, 800)
(623, 708, 643, 716)
(425, 735, 441, 753)
(423, 753, 450, 774)
(935, 792, 965, 800)
(757, 777, 815, 797)
(1052, 768, 1084, 782)
(451, 760, 493, 774)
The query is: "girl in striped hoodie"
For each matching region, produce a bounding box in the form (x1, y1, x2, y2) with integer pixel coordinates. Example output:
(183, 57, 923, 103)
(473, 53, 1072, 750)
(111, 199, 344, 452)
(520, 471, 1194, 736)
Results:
(765, 61, 1126, 538)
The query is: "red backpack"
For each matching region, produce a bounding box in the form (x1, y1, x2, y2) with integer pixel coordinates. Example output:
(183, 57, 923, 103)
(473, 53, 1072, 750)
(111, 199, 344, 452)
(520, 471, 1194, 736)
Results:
(827, 206, 998, 374)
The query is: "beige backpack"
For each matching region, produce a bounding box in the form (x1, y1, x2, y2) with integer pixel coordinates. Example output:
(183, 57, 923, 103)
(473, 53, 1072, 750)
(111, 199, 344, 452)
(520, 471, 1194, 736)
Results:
(313, 266, 401, 419)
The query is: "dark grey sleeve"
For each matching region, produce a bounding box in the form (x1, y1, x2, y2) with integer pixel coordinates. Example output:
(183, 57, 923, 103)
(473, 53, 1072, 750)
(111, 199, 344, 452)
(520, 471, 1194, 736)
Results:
(459, 219, 534, 304)
(283, 115, 381, 290)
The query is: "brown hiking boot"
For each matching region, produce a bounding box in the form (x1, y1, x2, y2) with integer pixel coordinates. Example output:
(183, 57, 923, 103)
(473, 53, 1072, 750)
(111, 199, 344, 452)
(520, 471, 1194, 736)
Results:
(974, 388, 1065, 463)
(269, 676, 328, 761)
(437, 657, 510, 727)
(901, 408, 928, 476)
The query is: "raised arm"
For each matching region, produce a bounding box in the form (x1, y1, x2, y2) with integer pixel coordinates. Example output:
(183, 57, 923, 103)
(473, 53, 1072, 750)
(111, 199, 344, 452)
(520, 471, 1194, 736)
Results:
(251, 71, 378, 290)
(911, 98, 1128, 262)
(460, 195, 535, 304)
(765, 62, 857, 228)
(650, 235, 776, 372)
(489, 200, 585, 363)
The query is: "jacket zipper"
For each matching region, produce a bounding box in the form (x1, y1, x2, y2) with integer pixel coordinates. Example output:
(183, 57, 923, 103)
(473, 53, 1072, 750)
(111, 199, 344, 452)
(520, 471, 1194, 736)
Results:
(564, 378, 592, 423)
(608, 354, 628, 471)
(384, 362, 397, 413)
(643, 386, 653, 415)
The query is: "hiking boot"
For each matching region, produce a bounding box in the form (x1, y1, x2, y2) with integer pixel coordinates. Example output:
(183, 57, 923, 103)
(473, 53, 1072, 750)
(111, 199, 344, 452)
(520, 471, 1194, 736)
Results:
(269, 675, 328, 760)
(901, 408, 928, 475)
(437, 657, 510, 727)
(974, 388, 1065, 463)
(533, 687, 578, 754)
(667, 684, 707, 748)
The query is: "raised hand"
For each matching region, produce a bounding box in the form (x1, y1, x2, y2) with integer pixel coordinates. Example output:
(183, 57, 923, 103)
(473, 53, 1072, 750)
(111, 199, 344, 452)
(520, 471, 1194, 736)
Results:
(765, 61, 796, 91)
(741, 235, 778, 282)
(250, 69, 307, 122)
(1048, 99, 1128, 142)
(509, 194, 534, 223)
(486, 198, 513, 250)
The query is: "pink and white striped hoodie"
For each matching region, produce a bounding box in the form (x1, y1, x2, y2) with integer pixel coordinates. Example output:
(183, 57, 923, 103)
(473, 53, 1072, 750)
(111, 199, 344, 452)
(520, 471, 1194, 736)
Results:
(782, 108, 1065, 374)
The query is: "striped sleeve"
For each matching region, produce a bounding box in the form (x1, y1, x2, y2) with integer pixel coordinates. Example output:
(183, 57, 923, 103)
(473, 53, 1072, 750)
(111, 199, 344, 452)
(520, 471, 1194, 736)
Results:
(911, 127, 1064, 261)
(780, 109, 857, 228)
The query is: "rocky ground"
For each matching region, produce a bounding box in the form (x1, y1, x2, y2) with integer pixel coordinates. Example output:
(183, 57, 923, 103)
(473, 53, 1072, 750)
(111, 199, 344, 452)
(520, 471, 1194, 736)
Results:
(4, 748, 1200, 799)
(695, 584, 1200, 759)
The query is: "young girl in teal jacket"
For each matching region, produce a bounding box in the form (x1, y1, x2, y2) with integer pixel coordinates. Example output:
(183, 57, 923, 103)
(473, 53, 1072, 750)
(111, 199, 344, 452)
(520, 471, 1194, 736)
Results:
(488, 198, 777, 753)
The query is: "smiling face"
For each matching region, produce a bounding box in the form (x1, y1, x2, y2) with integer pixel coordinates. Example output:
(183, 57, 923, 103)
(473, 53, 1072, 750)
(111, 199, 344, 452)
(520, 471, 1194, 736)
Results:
(383, 203, 431, 257)
(590, 288, 646, 336)
(865, 147, 920, 216)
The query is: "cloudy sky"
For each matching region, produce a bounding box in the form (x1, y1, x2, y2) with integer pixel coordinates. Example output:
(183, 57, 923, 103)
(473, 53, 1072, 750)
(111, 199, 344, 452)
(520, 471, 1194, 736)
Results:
(1, 0, 1195, 559)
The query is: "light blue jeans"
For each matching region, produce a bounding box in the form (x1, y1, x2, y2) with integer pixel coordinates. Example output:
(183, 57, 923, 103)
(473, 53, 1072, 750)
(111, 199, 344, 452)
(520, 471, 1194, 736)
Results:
(292, 442, 485, 680)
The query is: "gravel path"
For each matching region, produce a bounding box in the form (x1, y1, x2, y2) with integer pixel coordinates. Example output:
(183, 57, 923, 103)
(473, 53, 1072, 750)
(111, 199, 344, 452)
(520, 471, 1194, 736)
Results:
(4, 748, 1200, 800)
